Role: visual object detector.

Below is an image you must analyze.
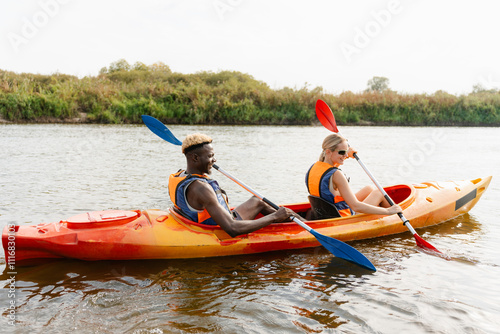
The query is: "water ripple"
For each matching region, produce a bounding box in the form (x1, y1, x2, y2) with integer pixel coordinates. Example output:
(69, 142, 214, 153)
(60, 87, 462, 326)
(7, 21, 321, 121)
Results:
(1, 125, 499, 333)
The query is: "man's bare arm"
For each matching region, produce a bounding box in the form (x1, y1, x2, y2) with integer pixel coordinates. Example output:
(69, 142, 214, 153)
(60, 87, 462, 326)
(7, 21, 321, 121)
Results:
(188, 181, 294, 237)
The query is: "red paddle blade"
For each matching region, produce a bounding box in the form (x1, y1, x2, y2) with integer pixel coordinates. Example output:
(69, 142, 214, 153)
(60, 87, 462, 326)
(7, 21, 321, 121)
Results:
(413, 233, 451, 260)
(414, 234, 440, 252)
(315, 99, 339, 133)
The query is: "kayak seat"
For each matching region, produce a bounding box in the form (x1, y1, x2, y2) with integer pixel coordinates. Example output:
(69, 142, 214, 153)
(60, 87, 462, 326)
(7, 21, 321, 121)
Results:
(307, 195, 341, 220)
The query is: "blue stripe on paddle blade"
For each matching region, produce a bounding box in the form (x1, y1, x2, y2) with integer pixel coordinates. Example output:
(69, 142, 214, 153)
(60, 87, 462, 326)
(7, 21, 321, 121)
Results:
(309, 229, 376, 271)
(141, 115, 182, 146)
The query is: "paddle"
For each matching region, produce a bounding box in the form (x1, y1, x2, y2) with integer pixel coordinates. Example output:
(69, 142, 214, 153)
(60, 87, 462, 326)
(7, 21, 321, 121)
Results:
(142, 115, 182, 146)
(212, 164, 376, 271)
(315, 99, 444, 255)
(141, 115, 377, 271)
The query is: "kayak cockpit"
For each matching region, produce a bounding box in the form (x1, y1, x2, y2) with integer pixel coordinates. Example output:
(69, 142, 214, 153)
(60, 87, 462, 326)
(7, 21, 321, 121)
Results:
(290, 183, 413, 221)
(168, 183, 414, 227)
(385, 184, 413, 205)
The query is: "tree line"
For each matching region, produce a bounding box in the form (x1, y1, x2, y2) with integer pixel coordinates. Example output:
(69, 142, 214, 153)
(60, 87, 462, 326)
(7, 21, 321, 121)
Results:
(1, 60, 499, 126)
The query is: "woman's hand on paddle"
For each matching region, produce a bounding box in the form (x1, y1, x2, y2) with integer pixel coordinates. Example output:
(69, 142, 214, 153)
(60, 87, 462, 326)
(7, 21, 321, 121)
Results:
(386, 204, 403, 215)
(348, 147, 357, 159)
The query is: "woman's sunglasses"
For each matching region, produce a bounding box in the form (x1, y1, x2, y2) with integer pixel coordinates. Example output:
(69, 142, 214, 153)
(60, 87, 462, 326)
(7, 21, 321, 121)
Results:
(336, 150, 348, 156)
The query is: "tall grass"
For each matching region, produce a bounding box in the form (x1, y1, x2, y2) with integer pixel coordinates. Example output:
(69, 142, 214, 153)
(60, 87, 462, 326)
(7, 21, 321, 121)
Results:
(1, 61, 499, 126)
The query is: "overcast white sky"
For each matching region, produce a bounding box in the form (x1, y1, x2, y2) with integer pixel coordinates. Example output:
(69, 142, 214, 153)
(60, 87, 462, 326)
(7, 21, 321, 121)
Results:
(1, 0, 499, 95)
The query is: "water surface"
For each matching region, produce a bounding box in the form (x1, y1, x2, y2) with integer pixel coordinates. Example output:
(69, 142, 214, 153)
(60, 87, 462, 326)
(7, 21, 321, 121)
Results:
(1, 124, 498, 333)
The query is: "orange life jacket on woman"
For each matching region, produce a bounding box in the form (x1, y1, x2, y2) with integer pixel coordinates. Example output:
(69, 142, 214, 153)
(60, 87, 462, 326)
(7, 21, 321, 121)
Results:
(305, 161, 354, 217)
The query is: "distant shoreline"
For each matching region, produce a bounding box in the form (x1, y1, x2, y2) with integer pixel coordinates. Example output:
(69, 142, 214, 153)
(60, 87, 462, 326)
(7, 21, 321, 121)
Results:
(2, 117, 499, 127)
(2, 61, 500, 127)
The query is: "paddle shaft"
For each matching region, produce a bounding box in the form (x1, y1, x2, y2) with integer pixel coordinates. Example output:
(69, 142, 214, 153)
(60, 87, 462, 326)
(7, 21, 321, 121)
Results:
(353, 153, 416, 234)
(332, 123, 441, 250)
(350, 137, 443, 253)
(331, 123, 441, 252)
(213, 164, 311, 231)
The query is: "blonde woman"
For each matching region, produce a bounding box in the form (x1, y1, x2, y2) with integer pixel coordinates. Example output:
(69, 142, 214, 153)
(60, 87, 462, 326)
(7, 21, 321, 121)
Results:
(306, 134, 402, 217)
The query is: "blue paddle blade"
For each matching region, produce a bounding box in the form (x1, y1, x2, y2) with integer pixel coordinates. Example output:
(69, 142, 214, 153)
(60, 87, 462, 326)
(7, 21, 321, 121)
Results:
(141, 115, 182, 146)
(309, 229, 376, 271)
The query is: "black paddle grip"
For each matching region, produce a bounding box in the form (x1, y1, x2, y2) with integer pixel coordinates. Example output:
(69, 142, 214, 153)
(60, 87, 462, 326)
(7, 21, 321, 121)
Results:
(384, 194, 396, 206)
(263, 197, 280, 210)
(385, 195, 407, 225)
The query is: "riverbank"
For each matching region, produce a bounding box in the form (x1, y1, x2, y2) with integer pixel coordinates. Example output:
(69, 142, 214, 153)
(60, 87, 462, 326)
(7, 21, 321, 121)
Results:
(2, 62, 500, 126)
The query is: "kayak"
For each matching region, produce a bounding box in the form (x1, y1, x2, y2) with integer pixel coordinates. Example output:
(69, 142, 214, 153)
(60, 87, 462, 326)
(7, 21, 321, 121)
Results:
(3, 176, 491, 265)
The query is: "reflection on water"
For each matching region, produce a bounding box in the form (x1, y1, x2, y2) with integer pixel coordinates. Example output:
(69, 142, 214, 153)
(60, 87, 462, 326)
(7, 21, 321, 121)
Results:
(1, 229, 495, 333)
(1, 124, 499, 333)
(1, 245, 411, 333)
(1, 251, 377, 332)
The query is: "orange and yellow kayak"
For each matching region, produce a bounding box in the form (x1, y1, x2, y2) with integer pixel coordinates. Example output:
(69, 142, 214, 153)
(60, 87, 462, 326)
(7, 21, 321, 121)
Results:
(3, 176, 491, 265)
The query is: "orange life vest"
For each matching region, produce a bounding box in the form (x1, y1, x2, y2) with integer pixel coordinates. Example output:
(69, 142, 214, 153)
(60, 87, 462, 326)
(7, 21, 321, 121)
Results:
(168, 170, 231, 225)
(305, 161, 353, 217)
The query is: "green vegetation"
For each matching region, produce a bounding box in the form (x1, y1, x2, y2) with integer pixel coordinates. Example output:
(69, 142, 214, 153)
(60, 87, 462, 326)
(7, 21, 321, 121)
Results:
(1, 60, 499, 126)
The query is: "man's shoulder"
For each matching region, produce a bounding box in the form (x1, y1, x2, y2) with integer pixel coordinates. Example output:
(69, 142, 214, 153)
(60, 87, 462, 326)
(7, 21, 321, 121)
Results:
(187, 178, 214, 194)
(186, 179, 218, 207)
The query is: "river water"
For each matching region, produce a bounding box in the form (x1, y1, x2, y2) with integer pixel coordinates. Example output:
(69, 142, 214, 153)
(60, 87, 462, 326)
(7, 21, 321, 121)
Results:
(0, 124, 498, 333)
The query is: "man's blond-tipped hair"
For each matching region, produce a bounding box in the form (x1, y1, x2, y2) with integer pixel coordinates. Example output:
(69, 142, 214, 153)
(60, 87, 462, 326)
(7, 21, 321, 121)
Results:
(182, 133, 213, 154)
